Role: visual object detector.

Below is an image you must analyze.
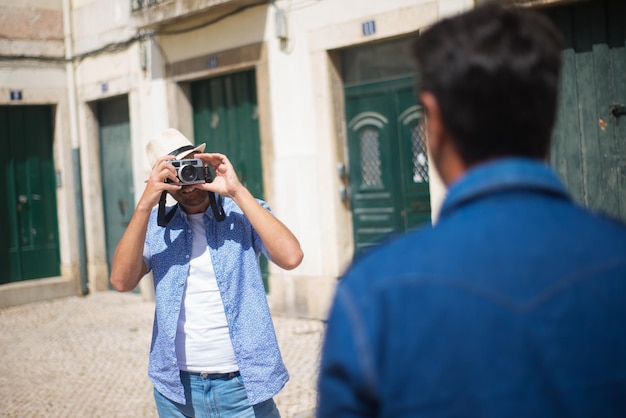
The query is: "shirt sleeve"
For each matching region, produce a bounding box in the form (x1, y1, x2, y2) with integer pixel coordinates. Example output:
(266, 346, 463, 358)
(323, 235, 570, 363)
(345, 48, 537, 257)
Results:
(142, 242, 152, 273)
(317, 284, 378, 418)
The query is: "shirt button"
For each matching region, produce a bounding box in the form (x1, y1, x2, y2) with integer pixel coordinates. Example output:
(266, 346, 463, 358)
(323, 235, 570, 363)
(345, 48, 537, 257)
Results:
(172, 360, 176, 365)
(186, 255, 190, 259)
(170, 333, 175, 338)
(175, 307, 179, 311)
(180, 281, 184, 286)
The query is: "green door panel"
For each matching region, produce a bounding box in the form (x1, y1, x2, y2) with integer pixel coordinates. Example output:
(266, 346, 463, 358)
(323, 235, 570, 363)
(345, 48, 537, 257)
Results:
(546, 0, 626, 222)
(346, 85, 401, 254)
(0, 107, 21, 283)
(230, 72, 263, 198)
(549, 8, 585, 203)
(98, 96, 134, 286)
(346, 76, 431, 255)
(193, 71, 264, 198)
(0, 106, 60, 284)
(395, 87, 432, 229)
(191, 70, 268, 289)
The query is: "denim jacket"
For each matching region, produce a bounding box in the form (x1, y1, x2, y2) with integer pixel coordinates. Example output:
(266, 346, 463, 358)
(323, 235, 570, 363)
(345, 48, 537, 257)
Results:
(318, 158, 626, 417)
(143, 197, 288, 405)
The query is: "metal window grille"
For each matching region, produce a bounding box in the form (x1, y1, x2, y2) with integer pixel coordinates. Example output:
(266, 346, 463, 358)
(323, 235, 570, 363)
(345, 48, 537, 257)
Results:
(360, 128, 382, 187)
(411, 122, 429, 183)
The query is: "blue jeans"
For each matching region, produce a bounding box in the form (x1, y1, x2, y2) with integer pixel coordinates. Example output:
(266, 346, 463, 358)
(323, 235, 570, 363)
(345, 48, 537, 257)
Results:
(154, 371, 281, 418)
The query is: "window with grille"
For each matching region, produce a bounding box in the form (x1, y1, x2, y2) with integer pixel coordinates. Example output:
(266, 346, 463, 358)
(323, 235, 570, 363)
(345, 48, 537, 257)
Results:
(360, 127, 382, 187)
(411, 122, 429, 183)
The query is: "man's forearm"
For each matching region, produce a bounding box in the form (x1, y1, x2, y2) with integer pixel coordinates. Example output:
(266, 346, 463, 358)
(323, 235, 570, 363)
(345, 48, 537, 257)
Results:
(110, 206, 150, 292)
(232, 186, 303, 270)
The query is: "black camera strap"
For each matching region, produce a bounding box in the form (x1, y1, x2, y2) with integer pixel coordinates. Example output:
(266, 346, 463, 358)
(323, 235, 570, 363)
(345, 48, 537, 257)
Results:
(209, 191, 226, 221)
(157, 187, 226, 227)
(156, 189, 226, 227)
(157, 191, 178, 227)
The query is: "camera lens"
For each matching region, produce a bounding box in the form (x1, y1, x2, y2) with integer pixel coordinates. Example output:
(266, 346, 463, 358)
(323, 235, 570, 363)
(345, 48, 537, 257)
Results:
(179, 165, 199, 183)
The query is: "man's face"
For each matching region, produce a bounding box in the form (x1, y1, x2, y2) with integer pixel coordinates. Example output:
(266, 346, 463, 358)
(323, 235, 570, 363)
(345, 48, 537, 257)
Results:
(169, 184, 209, 208)
(168, 152, 210, 212)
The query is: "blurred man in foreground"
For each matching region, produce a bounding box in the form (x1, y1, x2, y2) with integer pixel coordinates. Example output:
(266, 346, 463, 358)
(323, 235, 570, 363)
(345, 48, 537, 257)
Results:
(317, 4, 626, 417)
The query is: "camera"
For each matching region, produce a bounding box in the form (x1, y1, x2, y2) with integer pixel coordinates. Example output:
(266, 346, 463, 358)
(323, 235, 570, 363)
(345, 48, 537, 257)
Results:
(169, 159, 210, 185)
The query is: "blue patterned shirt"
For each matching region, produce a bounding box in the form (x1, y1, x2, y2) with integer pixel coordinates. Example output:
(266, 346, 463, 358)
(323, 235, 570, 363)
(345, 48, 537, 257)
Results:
(143, 197, 289, 405)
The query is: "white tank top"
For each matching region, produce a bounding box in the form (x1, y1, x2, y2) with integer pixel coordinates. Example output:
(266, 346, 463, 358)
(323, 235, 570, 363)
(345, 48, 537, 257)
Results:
(175, 213, 238, 373)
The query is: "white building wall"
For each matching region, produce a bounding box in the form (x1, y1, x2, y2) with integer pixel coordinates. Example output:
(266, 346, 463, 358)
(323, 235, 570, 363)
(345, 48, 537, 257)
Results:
(0, 0, 81, 307)
(65, 0, 472, 317)
(1, 0, 581, 311)
(262, 0, 464, 318)
(69, 0, 148, 292)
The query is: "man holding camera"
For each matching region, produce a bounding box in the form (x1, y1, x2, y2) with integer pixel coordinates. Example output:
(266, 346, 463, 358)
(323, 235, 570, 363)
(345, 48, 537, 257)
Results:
(110, 128, 303, 417)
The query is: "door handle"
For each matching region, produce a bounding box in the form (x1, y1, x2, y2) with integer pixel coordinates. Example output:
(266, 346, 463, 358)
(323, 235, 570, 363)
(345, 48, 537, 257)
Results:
(18, 194, 28, 204)
(338, 185, 348, 202)
(118, 199, 128, 217)
(610, 104, 626, 117)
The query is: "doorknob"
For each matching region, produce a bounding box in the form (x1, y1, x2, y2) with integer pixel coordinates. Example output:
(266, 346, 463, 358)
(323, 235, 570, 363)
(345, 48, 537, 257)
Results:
(18, 195, 28, 204)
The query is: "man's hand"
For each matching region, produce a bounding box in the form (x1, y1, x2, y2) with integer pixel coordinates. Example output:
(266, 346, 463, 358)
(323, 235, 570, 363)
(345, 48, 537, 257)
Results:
(136, 155, 182, 212)
(194, 153, 244, 198)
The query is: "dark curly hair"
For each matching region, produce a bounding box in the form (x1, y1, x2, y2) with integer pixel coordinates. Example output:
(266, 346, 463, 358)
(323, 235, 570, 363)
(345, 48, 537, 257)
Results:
(413, 3, 564, 165)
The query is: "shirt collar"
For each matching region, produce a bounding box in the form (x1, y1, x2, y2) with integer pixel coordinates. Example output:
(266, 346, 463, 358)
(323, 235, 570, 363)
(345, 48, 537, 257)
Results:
(170, 202, 215, 226)
(439, 157, 570, 220)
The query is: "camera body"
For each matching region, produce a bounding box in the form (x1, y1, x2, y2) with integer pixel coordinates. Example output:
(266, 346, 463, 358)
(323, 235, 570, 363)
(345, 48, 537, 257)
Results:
(169, 159, 210, 185)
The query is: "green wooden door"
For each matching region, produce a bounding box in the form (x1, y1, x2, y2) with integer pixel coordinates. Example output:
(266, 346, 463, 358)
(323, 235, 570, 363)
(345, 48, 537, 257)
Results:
(192, 71, 264, 197)
(396, 88, 432, 230)
(98, 96, 134, 285)
(190, 70, 268, 287)
(546, 0, 626, 222)
(346, 76, 431, 255)
(0, 106, 60, 284)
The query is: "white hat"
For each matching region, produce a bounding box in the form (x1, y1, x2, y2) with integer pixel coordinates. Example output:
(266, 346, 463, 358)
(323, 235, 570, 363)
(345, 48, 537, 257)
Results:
(146, 128, 206, 167)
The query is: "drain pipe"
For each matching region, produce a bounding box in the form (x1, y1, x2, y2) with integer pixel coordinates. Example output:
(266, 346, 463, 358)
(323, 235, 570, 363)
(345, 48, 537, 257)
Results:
(63, 0, 88, 295)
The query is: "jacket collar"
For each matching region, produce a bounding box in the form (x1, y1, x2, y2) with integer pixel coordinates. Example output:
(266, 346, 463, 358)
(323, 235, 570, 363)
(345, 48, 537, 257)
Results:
(439, 158, 570, 220)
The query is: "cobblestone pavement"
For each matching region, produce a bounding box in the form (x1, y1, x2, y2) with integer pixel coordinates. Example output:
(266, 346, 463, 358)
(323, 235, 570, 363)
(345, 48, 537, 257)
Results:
(0, 291, 324, 418)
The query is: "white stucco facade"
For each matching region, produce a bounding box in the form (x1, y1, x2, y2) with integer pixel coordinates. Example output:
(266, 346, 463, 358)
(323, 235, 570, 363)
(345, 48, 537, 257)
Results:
(65, 0, 471, 318)
(7, 0, 570, 316)
(0, 0, 469, 314)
